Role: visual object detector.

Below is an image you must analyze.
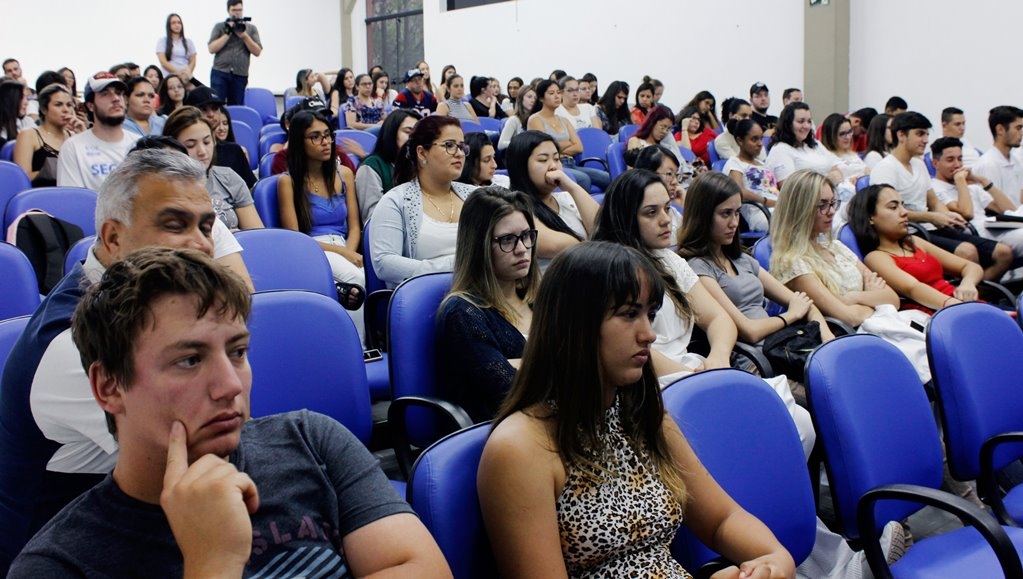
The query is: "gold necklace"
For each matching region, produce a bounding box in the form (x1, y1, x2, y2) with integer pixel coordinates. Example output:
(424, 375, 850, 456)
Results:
(423, 190, 454, 222)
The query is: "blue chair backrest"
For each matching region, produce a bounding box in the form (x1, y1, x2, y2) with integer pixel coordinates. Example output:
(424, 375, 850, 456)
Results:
(244, 87, 279, 124)
(576, 127, 612, 163)
(388, 272, 453, 447)
(477, 117, 501, 133)
(928, 303, 1023, 480)
(258, 152, 276, 179)
(856, 175, 870, 191)
(606, 142, 627, 179)
(618, 124, 638, 142)
(251, 174, 281, 227)
(259, 132, 286, 159)
(0, 316, 31, 377)
(63, 235, 95, 275)
(706, 138, 721, 165)
(837, 224, 863, 260)
(336, 130, 377, 157)
(231, 120, 259, 170)
(0, 242, 41, 319)
(0, 160, 31, 217)
(226, 105, 263, 132)
(664, 370, 816, 568)
(259, 124, 285, 139)
(805, 334, 943, 539)
(4, 187, 98, 236)
(234, 228, 335, 298)
(247, 290, 371, 443)
(678, 146, 696, 163)
(284, 95, 303, 112)
(923, 152, 936, 177)
(752, 235, 772, 270)
(711, 159, 728, 173)
(408, 423, 497, 579)
(459, 120, 484, 135)
(0, 141, 15, 162)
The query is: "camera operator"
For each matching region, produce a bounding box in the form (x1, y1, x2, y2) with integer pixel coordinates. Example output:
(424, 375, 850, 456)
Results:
(207, 0, 262, 105)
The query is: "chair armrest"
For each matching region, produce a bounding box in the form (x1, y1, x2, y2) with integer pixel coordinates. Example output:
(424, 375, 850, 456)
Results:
(364, 289, 392, 352)
(388, 395, 475, 480)
(856, 483, 1023, 579)
(980, 431, 1023, 525)
(907, 222, 931, 241)
(741, 200, 772, 225)
(576, 156, 609, 172)
(693, 557, 735, 579)
(978, 280, 1016, 307)
(825, 317, 855, 337)
(733, 341, 775, 378)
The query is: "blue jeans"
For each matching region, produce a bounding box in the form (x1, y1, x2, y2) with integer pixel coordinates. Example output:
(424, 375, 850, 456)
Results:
(210, 69, 248, 106)
(562, 157, 610, 193)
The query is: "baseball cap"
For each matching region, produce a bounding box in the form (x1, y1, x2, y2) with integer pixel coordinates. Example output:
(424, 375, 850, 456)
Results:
(84, 72, 127, 102)
(403, 68, 424, 83)
(183, 86, 225, 108)
(280, 96, 327, 130)
(749, 82, 769, 96)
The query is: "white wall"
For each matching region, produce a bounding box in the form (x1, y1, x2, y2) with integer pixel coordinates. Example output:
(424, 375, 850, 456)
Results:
(422, 0, 804, 116)
(850, 1, 1023, 150)
(0, 0, 345, 94)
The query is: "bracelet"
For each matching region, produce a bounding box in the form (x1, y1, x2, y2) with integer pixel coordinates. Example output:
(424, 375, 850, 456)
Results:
(943, 296, 955, 307)
(774, 314, 788, 328)
(983, 182, 994, 191)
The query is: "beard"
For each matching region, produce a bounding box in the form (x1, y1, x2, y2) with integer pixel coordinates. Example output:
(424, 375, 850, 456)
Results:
(95, 108, 125, 127)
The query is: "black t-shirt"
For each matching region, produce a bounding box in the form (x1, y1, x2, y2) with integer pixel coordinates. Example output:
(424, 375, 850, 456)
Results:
(215, 141, 257, 188)
(752, 110, 778, 133)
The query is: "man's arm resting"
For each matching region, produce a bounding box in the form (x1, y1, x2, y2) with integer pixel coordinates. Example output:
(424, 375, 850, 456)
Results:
(342, 513, 452, 578)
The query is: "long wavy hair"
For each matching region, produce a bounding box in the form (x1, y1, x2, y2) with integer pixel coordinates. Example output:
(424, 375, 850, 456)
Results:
(592, 169, 693, 323)
(596, 81, 630, 135)
(634, 105, 673, 141)
(446, 187, 541, 325)
(865, 114, 892, 158)
(769, 170, 846, 293)
(286, 110, 339, 234)
(492, 241, 687, 503)
(771, 102, 815, 149)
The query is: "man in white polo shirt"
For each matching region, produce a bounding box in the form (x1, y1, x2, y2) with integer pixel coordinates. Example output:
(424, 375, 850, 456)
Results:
(973, 105, 1023, 205)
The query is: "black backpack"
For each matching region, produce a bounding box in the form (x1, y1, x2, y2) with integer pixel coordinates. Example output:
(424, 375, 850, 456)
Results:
(9, 210, 84, 294)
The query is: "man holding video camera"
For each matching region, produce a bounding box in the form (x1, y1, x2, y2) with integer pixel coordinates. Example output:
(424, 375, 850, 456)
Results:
(208, 0, 262, 105)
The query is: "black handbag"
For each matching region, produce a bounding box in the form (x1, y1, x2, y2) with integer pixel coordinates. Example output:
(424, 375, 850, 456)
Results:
(762, 320, 822, 381)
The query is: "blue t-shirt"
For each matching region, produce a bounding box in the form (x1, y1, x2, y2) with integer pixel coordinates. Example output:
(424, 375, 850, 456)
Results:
(307, 181, 349, 238)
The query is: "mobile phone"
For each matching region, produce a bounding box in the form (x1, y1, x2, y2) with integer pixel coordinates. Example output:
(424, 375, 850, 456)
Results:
(363, 348, 383, 362)
(909, 320, 926, 333)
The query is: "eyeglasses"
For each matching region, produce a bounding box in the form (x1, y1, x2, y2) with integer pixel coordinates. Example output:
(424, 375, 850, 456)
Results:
(563, 87, 579, 93)
(358, 81, 373, 86)
(658, 171, 683, 184)
(305, 131, 334, 145)
(817, 199, 841, 214)
(838, 130, 854, 137)
(492, 229, 538, 252)
(427, 140, 470, 156)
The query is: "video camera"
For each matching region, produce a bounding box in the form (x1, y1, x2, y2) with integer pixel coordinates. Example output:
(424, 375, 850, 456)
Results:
(224, 16, 252, 34)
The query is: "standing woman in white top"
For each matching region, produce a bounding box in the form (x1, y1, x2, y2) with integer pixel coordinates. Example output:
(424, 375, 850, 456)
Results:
(155, 14, 197, 86)
(819, 112, 868, 183)
(435, 74, 480, 123)
(555, 76, 601, 130)
(497, 85, 535, 151)
(766, 102, 843, 188)
(506, 130, 599, 269)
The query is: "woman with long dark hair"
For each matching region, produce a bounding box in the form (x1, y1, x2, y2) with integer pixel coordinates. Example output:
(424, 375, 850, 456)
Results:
(863, 113, 893, 170)
(527, 79, 610, 192)
(595, 80, 631, 138)
(0, 80, 28, 143)
(343, 73, 387, 131)
(368, 115, 477, 287)
(724, 118, 778, 231)
(355, 109, 420, 224)
(497, 85, 535, 151)
(506, 130, 599, 269)
(155, 13, 197, 85)
(684, 90, 722, 132)
(456, 132, 507, 187)
(13, 84, 76, 187)
(157, 74, 186, 116)
(477, 240, 795, 578)
(766, 102, 844, 187)
(328, 68, 355, 119)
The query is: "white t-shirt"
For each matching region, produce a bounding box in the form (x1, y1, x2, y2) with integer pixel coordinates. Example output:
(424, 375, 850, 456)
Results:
(863, 150, 886, 170)
(416, 214, 459, 261)
(870, 155, 933, 227)
(974, 147, 1023, 205)
(556, 104, 597, 130)
(765, 141, 838, 182)
(651, 249, 699, 363)
(56, 129, 139, 190)
(826, 150, 867, 180)
(931, 178, 993, 233)
(723, 157, 779, 200)
(537, 191, 587, 272)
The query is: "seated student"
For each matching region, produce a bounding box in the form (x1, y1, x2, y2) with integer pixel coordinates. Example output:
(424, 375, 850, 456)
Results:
(477, 241, 796, 579)
(633, 145, 684, 241)
(630, 78, 655, 125)
(286, 67, 329, 101)
(270, 97, 358, 175)
(182, 86, 256, 188)
(871, 111, 1013, 281)
(527, 79, 610, 193)
(930, 137, 1023, 256)
(456, 132, 509, 188)
(468, 75, 507, 120)
(435, 74, 479, 123)
(343, 73, 387, 132)
(157, 73, 186, 116)
(771, 169, 900, 327)
(506, 131, 600, 270)
(847, 184, 982, 314)
(369, 115, 476, 288)
(8, 247, 451, 578)
(676, 105, 718, 167)
(847, 107, 877, 154)
(122, 76, 165, 137)
(973, 105, 1023, 205)
(392, 68, 437, 117)
(276, 110, 366, 341)
(355, 109, 420, 225)
(713, 97, 758, 162)
(683, 89, 722, 133)
(327, 67, 354, 119)
(0, 148, 252, 572)
(555, 76, 599, 130)
(497, 85, 535, 151)
(13, 83, 77, 187)
(765, 102, 844, 188)
(163, 106, 264, 231)
(724, 118, 779, 232)
(938, 107, 980, 167)
(627, 105, 683, 162)
(436, 187, 539, 423)
(502, 77, 523, 113)
(594, 80, 631, 139)
(373, 70, 398, 105)
(749, 82, 778, 135)
(819, 112, 868, 183)
(647, 77, 675, 122)
(862, 113, 892, 170)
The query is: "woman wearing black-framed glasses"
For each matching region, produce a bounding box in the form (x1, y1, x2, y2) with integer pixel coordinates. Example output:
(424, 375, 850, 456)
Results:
(436, 186, 541, 422)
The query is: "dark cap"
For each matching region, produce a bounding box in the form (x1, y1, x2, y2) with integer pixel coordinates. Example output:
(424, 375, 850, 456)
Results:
(184, 86, 225, 108)
(403, 68, 424, 83)
(749, 82, 769, 96)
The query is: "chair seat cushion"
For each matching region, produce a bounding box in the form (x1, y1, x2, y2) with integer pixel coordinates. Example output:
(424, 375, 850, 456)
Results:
(366, 354, 390, 401)
(1004, 483, 1023, 525)
(890, 525, 1023, 578)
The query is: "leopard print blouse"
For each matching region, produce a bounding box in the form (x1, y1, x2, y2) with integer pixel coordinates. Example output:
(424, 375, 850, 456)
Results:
(555, 398, 691, 578)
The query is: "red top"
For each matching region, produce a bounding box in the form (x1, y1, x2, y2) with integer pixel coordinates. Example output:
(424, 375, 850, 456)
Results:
(685, 129, 718, 165)
(890, 247, 954, 314)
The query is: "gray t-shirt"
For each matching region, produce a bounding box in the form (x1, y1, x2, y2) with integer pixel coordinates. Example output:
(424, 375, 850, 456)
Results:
(209, 21, 261, 75)
(207, 165, 255, 229)
(688, 253, 769, 320)
(10, 411, 412, 577)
